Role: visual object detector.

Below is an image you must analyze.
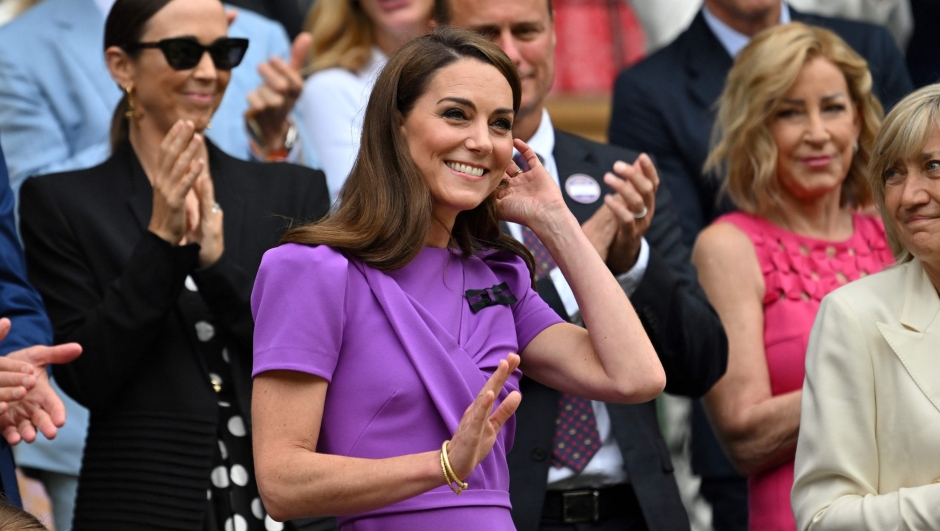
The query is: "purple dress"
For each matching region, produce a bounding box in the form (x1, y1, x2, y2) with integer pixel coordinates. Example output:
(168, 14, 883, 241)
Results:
(251, 244, 564, 530)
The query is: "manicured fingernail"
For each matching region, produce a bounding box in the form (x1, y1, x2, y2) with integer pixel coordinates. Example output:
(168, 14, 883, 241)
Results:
(613, 161, 628, 172)
(13, 388, 23, 399)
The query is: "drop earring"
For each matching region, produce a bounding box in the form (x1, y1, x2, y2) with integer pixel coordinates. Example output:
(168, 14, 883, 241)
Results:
(124, 85, 142, 120)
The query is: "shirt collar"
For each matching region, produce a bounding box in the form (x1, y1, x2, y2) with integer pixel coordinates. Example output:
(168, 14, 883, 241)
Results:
(525, 108, 555, 161)
(95, 0, 116, 18)
(702, 2, 790, 58)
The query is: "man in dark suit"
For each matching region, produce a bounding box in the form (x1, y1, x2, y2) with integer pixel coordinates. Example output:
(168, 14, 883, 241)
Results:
(0, 141, 82, 507)
(608, 2, 913, 529)
(438, 1, 729, 529)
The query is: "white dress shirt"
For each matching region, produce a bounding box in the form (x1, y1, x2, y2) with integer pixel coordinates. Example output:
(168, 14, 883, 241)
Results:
(298, 47, 387, 201)
(511, 109, 652, 489)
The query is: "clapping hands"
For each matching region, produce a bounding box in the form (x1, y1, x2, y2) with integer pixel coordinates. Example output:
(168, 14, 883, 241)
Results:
(148, 120, 224, 267)
(0, 318, 82, 445)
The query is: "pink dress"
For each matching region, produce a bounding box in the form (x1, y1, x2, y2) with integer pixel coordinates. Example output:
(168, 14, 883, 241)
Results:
(716, 212, 894, 531)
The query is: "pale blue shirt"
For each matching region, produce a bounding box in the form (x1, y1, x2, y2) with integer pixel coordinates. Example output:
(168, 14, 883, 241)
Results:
(702, 1, 791, 58)
(509, 108, 654, 488)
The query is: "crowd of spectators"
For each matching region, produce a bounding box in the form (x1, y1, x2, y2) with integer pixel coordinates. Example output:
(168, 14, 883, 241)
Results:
(0, 1, 935, 530)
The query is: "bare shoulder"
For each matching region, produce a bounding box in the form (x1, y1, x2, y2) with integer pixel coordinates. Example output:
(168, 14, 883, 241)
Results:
(693, 222, 758, 268)
(693, 222, 764, 295)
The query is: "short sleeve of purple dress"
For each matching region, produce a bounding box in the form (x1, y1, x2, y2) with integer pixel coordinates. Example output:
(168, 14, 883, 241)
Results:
(251, 244, 564, 530)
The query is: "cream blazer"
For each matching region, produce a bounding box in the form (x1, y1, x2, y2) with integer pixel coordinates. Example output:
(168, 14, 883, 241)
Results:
(792, 259, 940, 530)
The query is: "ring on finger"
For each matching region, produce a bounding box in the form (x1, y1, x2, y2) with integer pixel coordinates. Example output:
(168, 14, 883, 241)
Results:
(211, 203, 222, 214)
(513, 169, 524, 176)
(631, 205, 648, 219)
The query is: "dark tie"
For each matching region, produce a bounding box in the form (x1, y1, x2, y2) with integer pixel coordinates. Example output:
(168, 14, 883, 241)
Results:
(514, 152, 602, 473)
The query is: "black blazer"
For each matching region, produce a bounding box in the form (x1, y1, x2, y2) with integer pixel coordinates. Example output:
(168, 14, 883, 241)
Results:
(507, 130, 728, 531)
(19, 140, 330, 530)
(608, 7, 914, 247)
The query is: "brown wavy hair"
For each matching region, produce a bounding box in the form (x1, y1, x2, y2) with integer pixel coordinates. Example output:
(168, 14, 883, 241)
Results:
(281, 28, 534, 280)
(705, 22, 883, 215)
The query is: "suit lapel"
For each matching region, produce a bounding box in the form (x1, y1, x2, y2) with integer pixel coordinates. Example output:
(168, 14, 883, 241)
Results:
(53, 0, 117, 111)
(876, 260, 940, 414)
(552, 131, 609, 224)
(684, 12, 734, 113)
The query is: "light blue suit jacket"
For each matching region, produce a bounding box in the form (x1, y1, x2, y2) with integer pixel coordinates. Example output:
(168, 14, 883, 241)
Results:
(0, 0, 304, 476)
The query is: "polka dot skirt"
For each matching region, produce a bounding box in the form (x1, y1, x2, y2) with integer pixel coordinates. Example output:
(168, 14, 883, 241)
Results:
(182, 276, 285, 531)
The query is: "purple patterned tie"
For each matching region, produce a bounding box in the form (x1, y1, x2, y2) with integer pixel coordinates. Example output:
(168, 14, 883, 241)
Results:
(514, 156, 602, 473)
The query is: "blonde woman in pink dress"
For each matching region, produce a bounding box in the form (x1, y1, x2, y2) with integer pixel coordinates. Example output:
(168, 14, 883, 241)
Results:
(691, 23, 894, 531)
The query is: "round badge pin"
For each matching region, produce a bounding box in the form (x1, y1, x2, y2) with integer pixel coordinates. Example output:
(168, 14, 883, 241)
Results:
(564, 174, 601, 204)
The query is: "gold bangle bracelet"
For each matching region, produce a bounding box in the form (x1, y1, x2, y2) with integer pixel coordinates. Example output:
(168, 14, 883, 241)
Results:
(441, 440, 468, 492)
(440, 450, 463, 494)
(440, 449, 462, 494)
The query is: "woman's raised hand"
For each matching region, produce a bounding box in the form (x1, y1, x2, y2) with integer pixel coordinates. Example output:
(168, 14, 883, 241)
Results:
(148, 120, 204, 245)
(445, 353, 522, 481)
(187, 170, 225, 267)
(496, 139, 568, 228)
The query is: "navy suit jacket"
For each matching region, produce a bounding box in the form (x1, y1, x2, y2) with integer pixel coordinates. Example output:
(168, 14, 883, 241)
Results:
(609, 7, 914, 248)
(0, 141, 55, 507)
(507, 129, 728, 531)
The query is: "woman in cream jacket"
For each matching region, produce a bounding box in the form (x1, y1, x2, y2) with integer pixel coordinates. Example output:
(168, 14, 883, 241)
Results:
(792, 83, 940, 529)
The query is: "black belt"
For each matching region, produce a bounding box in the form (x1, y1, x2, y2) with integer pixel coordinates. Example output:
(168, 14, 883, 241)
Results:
(541, 483, 637, 524)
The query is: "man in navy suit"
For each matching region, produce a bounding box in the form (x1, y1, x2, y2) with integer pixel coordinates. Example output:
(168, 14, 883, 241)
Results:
(608, 2, 913, 529)
(438, 0, 729, 529)
(0, 140, 82, 508)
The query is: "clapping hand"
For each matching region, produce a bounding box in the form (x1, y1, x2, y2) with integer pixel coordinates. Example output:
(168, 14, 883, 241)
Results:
(245, 32, 312, 153)
(445, 353, 521, 481)
(149, 120, 204, 246)
(600, 154, 659, 275)
(0, 318, 82, 445)
(187, 169, 224, 267)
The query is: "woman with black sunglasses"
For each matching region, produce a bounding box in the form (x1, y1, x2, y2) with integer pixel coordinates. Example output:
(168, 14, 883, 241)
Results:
(17, 0, 330, 529)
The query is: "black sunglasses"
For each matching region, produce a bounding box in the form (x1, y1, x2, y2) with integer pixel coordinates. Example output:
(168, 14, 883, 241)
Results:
(126, 37, 250, 71)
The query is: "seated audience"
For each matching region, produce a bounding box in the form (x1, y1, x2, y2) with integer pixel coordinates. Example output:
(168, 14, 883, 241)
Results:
(17, 0, 329, 528)
(298, 0, 432, 198)
(692, 23, 894, 531)
(792, 82, 940, 530)
(437, 0, 728, 528)
(250, 28, 666, 530)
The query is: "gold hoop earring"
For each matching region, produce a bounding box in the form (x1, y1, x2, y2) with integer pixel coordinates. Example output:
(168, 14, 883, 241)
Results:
(124, 86, 142, 120)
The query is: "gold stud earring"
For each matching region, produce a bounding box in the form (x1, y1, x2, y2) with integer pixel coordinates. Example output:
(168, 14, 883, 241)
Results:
(124, 85, 142, 120)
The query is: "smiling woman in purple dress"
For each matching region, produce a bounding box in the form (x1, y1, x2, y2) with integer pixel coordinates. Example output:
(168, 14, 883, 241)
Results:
(250, 29, 667, 530)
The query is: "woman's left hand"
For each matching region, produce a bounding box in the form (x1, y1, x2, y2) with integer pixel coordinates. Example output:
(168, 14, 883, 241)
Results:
(187, 171, 225, 267)
(496, 139, 568, 230)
